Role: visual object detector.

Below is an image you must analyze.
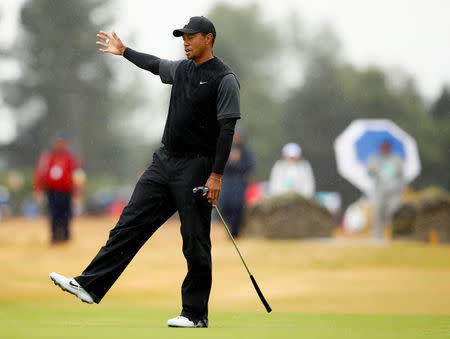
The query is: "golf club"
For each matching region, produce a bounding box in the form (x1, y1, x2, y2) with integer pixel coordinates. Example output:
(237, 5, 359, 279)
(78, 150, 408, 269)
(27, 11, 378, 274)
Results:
(193, 186, 272, 313)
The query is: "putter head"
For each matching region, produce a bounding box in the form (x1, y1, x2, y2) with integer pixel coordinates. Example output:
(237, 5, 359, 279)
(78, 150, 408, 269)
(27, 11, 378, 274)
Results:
(193, 186, 209, 194)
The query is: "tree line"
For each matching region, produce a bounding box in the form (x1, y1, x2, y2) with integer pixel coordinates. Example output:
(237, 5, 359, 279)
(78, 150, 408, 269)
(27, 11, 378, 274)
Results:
(1, 1, 448, 206)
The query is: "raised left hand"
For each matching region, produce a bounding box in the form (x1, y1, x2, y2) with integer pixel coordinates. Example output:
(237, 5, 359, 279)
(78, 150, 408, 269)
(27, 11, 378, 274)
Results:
(96, 30, 126, 55)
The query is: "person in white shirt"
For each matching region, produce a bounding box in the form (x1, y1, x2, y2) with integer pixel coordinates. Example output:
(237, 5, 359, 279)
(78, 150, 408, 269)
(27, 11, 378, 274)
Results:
(269, 142, 315, 198)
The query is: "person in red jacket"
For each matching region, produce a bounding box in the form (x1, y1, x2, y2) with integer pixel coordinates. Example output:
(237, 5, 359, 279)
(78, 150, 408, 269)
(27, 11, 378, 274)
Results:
(33, 132, 83, 244)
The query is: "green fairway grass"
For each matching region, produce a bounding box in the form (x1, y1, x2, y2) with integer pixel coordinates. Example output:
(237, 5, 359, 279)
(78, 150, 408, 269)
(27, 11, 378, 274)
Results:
(1, 304, 449, 339)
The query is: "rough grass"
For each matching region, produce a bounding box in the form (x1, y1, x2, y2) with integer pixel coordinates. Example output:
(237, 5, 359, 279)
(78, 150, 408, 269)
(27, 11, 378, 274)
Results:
(0, 216, 449, 338)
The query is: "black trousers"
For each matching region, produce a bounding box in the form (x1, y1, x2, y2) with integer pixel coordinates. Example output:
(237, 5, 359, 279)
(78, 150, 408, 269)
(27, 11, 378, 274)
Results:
(47, 190, 72, 243)
(75, 147, 213, 321)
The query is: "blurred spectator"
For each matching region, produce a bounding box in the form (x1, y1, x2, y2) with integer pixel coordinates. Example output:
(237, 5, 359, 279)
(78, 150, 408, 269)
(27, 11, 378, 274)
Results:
(269, 142, 315, 198)
(341, 197, 372, 234)
(6, 170, 25, 192)
(245, 178, 265, 206)
(72, 168, 87, 216)
(33, 132, 84, 244)
(21, 196, 40, 219)
(86, 185, 131, 217)
(6, 170, 25, 215)
(218, 128, 254, 237)
(367, 140, 405, 241)
(0, 185, 11, 220)
(316, 191, 342, 223)
(88, 187, 116, 215)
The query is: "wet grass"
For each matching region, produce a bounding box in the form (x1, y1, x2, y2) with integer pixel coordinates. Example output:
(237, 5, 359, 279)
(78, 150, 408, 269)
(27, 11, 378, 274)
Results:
(1, 304, 449, 339)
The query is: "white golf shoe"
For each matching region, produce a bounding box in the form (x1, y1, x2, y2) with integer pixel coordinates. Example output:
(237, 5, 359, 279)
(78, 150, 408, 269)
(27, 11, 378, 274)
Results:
(167, 315, 208, 328)
(49, 272, 94, 304)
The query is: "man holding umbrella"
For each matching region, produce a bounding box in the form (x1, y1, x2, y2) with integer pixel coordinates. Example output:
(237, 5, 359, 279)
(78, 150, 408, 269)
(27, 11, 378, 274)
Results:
(367, 140, 405, 241)
(334, 119, 420, 241)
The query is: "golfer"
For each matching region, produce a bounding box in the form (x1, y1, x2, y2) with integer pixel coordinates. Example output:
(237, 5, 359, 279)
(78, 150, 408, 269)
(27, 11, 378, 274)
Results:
(50, 16, 240, 328)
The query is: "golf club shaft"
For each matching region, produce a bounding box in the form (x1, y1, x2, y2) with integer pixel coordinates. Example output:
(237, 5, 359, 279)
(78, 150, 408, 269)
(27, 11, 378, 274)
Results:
(214, 205, 272, 313)
(214, 205, 251, 275)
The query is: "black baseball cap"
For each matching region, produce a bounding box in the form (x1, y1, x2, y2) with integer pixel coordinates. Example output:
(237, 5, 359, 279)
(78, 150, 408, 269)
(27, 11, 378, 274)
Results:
(173, 16, 216, 39)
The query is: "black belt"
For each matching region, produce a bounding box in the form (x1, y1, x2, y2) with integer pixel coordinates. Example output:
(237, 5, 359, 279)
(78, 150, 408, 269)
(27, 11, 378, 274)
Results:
(162, 147, 211, 159)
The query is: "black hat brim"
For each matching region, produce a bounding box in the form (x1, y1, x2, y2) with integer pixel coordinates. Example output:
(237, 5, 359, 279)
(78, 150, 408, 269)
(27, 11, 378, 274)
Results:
(173, 28, 199, 37)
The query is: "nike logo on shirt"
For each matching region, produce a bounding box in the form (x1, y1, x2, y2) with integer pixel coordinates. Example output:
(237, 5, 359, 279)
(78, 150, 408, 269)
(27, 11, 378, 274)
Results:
(200, 81, 207, 85)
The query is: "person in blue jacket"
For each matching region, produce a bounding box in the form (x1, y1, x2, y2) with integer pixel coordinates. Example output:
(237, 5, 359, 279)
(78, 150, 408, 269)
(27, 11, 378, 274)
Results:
(218, 128, 254, 237)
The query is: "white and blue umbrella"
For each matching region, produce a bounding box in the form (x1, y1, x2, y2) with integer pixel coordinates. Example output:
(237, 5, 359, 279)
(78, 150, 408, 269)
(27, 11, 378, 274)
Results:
(334, 119, 421, 194)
